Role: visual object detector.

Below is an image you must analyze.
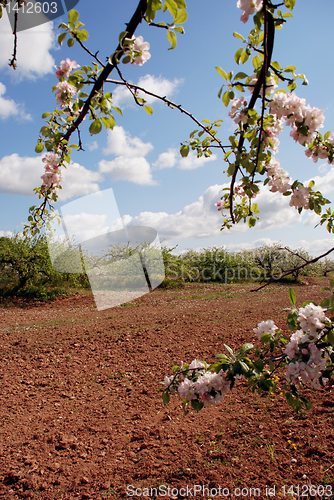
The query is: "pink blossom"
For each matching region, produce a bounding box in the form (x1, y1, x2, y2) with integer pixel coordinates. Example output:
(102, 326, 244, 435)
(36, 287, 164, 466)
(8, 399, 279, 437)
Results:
(42, 153, 60, 168)
(55, 58, 80, 79)
(266, 158, 291, 194)
(289, 185, 310, 210)
(253, 319, 278, 340)
(237, 0, 263, 23)
(130, 36, 151, 66)
(55, 81, 77, 107)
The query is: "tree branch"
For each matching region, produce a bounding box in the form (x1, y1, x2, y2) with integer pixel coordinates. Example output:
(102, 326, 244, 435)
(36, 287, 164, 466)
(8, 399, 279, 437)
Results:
(106, 78, 230, 154)
(251, 246, 334, 291)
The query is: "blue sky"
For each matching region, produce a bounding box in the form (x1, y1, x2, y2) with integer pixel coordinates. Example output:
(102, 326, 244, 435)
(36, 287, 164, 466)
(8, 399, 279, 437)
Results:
(0, 0, 333, 256)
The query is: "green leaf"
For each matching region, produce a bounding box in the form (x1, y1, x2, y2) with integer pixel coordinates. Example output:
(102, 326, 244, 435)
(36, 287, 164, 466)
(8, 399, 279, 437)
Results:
(167, 30, 177, 50)
(254, 359, 264, 372)
(101, 116, 115, 130)
(233, 32, 244, 40)
(67, 38, 74, 48)
(284, 0, 295, 10)
(287, 311, 298, 331)
(122, 55, 131, 64)
(288, 288, 296, 305)
(222, 90, 231, 107)
(252, 55, 262, 71)
(234, 72, 248, 80)
(240, 50, 250, 64)
(330, 277, 334, 288)
(285, 65, 296, 73)
(234, 47, 243, 65)
(260, 333, 273, 344)
(164, 0, 177, 18)
(238, 343, 254, 355)
(191, 399, 204, 412)
(58, 32, 67, 46)
(224, 344, 234, 357)
(89, 119, 102, 135)
(162, 392, 170, 405)
(145, 106, 153, 115)
(324, 131, 331, 141)
(215, 67, 228, 80)
(174, 8, 187, 23)
(248, 217, 256, 228)
(35, 143, 44, 154)
(42, 112, 51, 119)
(68, 9, 79, 24)
(180, 145, 189, 157)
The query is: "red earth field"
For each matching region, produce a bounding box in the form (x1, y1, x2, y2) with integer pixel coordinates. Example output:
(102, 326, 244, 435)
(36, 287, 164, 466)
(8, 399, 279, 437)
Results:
(0, 280, 333, 499)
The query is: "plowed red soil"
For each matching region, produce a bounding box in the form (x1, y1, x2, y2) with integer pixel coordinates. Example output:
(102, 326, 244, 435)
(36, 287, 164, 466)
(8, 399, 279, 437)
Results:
(0, 281, 334, 500)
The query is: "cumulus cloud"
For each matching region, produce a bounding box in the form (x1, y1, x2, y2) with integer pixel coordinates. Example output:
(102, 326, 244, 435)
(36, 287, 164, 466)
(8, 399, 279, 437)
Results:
(61, 213, 109, 243)
(295, 238, 334, 256)
(103, 126, 153, 157)
(153, 148, 217, 170)
(99, 156, 156, 185)
(100, 126, 156, 185)
(0, 15, 55, 78)
(304, 167, 334, 196)
(112, 74, 182, 108)
(124, 184, 225, 241)
(117, 183, 310, 244)
(0, 154, 102, 201)
(0, 82, 31, 120)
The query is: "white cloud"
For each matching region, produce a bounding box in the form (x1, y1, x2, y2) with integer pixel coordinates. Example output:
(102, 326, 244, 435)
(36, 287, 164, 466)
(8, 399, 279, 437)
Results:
(112, 74, 182, 107)
(88, 141, 98, 151)
(103, 126, 153, 157)
(100, 126, 156, 185)
(153, 148, 217, 170)
(305, 167, 334, 196)
(61, 213, 109, 243)
(295, 238, 334, 257)
(255, 187, 301, 231)
(153, 148, 177, 169)
(0, 82, 31, 120)
(99, 156, 157, 186)
(0, 15, 55, 79)
(125, 184, 225, 241)
(0, 230, 14, 237)
(60, 163, 102, 201)
(0, 154, 102, 200)
(118, 184, 310, 244)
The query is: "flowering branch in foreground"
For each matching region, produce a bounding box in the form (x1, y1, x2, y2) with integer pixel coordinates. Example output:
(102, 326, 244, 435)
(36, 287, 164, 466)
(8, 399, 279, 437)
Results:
(162, 284, 334, 415)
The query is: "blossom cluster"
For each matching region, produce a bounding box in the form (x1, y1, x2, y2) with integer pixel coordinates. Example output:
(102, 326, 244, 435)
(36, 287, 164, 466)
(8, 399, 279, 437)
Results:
(128, 35, 151, 66)
(41, 152, 62, 193)
(237, 0, 263, 23)
(55, 58, 80, 80)
(268, 92, 325, 148)
(164, 359, 230, 408)
(256, 304, 331, 390)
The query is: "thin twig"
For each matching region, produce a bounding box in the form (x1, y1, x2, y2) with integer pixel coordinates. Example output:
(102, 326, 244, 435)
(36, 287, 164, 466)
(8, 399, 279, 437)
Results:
(106, 78, 230, 155)
(251, 246, 334, 291)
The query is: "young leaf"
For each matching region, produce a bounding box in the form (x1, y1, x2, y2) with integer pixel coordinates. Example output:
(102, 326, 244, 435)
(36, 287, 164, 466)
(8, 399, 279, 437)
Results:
(89, 119, 102, 135)
(167, 30, 177, 50)
(180, 145, 189, 157)
(288, 287, 296, 305)
(162, 392, 170, 405)
(145, 106, 153, 115)
(216, 67, 228, 80)
(68, 9, 79, 24)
